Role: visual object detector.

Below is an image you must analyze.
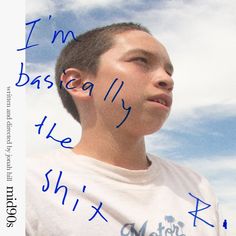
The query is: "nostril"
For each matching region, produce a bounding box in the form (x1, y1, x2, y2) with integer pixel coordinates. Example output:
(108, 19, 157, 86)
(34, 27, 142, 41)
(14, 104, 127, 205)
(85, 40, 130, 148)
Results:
(158, 81, 167, 87)
(157, 80, 174, 92)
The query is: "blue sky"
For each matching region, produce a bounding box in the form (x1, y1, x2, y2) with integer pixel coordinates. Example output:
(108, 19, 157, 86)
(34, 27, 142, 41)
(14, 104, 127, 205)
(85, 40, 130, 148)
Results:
(157, 111, 236, 158)
(25, 0, 236, 234)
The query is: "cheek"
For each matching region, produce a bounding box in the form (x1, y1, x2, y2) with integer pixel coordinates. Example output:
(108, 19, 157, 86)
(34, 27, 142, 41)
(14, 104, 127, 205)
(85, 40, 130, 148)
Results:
(120, 77, 148, 105)
(91, 78, 128, 121)
(91, 63, 151, 122)
(94, 71, 147, 105)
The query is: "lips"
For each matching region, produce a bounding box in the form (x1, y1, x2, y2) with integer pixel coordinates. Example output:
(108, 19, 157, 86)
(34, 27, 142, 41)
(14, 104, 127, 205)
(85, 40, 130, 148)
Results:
(147, 94, 172, 108)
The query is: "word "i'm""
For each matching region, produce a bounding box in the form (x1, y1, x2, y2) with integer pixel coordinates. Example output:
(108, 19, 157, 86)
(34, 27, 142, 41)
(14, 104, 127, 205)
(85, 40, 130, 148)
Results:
(17, 15, 77, 51)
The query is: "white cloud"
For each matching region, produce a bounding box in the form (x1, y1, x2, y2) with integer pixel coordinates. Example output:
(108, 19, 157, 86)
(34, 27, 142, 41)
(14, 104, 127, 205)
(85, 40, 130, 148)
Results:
(145, 132, 180, 151)
(26, 62, 54, 76)
(179, 155, 236, 175)
(161, 102, 236, 136)
(26, 0, 138, 18)
(61, 0, 130, 11)
(26, 0, 56, 19)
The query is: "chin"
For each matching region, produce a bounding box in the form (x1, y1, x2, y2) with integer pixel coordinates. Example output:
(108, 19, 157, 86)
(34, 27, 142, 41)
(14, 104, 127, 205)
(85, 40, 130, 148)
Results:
(130, 121, 165, 137)
(144, 115, 168, 134)
(144, 124, 164, 135)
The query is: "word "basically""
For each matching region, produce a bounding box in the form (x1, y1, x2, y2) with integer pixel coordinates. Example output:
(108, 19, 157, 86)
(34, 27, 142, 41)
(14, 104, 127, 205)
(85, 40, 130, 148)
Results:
(42, 169, 108, 222)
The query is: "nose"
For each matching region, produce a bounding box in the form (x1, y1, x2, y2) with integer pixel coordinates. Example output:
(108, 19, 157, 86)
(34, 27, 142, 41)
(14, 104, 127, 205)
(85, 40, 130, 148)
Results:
(154, 71, 174, 92)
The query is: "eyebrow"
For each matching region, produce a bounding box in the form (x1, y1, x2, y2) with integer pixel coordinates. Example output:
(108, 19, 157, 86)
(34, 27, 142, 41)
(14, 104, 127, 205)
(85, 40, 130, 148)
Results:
(122, 48, 174, 75)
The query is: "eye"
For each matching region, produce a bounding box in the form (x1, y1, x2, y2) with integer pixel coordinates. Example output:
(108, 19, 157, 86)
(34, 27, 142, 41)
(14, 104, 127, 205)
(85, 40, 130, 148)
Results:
(132, 57, 148, 64)
(166, 70, 172, 76)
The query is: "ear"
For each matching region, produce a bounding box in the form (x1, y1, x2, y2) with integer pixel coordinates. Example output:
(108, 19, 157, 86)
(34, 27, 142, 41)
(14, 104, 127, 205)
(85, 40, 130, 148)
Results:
(60, 68, 93, 99)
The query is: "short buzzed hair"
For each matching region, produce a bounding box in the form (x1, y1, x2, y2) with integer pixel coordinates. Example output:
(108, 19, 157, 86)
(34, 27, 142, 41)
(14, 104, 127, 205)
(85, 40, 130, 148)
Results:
(55, 22, 151, 123)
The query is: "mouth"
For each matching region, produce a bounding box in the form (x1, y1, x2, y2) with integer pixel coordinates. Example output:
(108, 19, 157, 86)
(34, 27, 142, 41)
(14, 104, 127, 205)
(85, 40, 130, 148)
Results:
(147, 94, 172, 109)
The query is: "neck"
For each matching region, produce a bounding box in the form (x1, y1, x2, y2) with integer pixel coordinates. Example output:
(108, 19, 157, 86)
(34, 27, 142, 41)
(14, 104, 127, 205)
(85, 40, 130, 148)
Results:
(73, 127, 149, 170)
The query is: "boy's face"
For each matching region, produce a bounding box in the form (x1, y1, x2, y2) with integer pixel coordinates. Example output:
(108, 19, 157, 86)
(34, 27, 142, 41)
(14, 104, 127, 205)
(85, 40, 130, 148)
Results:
(90, 30, 174, 136)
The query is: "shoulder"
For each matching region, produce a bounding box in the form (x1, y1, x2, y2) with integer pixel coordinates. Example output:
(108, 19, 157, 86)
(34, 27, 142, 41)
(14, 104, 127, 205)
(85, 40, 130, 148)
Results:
(148, 153, 218, 203)
(148, 153, 202, 180)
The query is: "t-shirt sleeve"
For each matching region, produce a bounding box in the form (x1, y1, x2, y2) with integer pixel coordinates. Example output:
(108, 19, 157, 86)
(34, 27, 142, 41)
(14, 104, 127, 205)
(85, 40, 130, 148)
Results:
(200, 175, 228, 236)
(216, 202, 228, 236)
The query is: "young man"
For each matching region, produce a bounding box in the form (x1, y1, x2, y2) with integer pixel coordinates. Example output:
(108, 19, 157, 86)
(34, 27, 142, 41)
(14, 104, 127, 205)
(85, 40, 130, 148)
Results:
(26, 23, 226, 236)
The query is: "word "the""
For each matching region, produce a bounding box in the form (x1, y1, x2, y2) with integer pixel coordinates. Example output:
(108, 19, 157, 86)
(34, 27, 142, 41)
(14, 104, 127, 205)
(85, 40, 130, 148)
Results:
(35, 115, 73, 149)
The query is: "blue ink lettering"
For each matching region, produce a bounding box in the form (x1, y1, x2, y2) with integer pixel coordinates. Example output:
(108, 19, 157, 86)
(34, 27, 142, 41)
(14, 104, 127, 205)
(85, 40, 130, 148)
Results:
(112, 80, 124, 103)
(17, 18, 41, 51)
(61, 69, 77, 90)
(59, 80, 63, 89)
(72, 199, 79, 211)
(42, 169, 107, 221)
(42, 169, 53, 192)
(65, 79, 77, 89)
(72, 185, 86, 212)
(17, 15, 77, 51)
(35, 115, 47, 134)
(104, 78, 118, 101)
(59, 137, 73, 149)
(223, 219, 227, 229)
(51, 29, 77, 44)
(103, 78, 132, 128)
(82, 82, 94, 96)
(46, 123, 61, 141)
(82, 185, 86, 192)
(188, 192, 214, 228)
(31, 75, 42, 89)
(16, 62, 53, 89)
(116, 99, 132, 128)
(54, 171, 68, 205)
(88, 202, 108, 222)
(15, 62, 30, 87)
(44, 75, 54, 89)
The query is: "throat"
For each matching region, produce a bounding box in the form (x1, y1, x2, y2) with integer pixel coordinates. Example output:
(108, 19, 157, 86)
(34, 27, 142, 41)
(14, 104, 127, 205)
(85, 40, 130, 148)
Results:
(73, 135, 148, 170)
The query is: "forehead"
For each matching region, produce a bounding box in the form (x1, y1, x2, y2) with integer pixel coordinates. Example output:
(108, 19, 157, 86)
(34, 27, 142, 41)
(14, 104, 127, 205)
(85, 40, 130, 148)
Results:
(102, 30, 171, 67)
(111, 30, 171, 60)
(114, 30, 162, 47)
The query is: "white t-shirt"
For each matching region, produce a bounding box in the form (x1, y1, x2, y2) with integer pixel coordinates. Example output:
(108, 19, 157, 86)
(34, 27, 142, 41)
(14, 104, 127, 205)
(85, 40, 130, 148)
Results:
(26, 149, 226, 236)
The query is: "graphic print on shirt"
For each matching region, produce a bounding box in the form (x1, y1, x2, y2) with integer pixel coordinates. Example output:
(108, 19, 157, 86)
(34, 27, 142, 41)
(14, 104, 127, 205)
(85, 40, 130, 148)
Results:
(120, 215, 186, 236)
